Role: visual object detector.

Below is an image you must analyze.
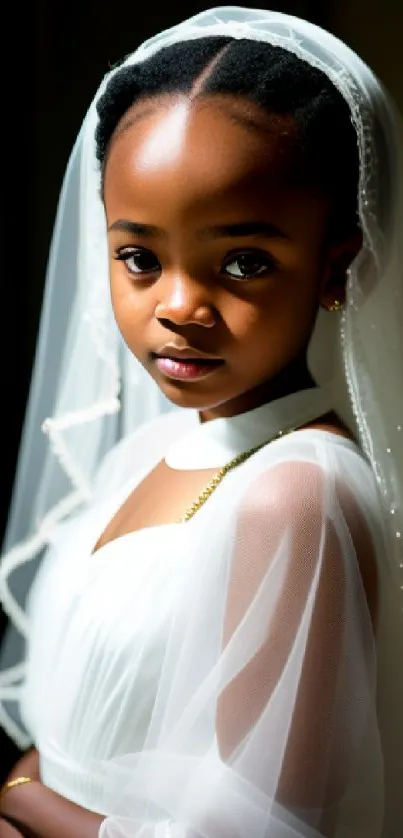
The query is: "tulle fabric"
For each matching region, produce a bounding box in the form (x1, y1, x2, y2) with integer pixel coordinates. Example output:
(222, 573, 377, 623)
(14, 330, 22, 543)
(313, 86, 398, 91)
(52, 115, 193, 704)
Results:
(20, 412, 386, 838)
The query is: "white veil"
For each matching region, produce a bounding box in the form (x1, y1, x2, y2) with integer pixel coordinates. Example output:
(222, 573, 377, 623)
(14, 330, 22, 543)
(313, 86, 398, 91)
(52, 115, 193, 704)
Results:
(0, 5, 402, 817)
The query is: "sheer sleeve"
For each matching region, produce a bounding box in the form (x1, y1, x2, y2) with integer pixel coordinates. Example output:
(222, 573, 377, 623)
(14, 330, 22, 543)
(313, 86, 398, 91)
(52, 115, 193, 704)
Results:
(91, 411, 187, 504)
(97, 448, 384, 838)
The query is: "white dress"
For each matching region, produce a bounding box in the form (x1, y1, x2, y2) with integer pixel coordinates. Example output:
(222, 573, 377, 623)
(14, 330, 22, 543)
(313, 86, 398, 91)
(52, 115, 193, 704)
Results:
(20, 389, 394, 838)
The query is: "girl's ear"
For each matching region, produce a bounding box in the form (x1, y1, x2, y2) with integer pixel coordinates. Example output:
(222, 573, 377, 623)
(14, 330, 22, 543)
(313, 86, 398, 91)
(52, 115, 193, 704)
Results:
(319, 231, 362, 309)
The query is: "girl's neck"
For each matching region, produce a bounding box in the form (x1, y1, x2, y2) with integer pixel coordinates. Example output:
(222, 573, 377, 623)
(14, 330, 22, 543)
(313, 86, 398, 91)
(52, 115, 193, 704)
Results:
(199, 356, 316, 423)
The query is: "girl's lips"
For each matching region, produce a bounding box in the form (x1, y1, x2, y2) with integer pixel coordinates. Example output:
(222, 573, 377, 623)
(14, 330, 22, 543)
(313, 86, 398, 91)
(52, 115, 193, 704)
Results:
(154, 355, 224, 380)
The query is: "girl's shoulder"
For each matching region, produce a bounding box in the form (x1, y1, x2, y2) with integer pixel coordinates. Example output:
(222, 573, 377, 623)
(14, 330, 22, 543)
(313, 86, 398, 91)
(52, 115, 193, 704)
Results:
(299, 409, 357, 443)
(237, 411, 377, 522)
(280, 409, 365, 462)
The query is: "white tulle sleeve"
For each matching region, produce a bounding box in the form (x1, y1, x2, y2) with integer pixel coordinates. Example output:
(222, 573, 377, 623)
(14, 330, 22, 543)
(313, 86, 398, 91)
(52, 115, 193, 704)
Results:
(97, 448, 384, 838)
(91, 411, 188, 504)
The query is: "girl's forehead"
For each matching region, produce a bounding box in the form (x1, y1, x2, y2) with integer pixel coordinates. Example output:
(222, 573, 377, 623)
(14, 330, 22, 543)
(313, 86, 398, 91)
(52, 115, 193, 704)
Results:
(104, 98, 329, 243)
(104, 95, 301, 205)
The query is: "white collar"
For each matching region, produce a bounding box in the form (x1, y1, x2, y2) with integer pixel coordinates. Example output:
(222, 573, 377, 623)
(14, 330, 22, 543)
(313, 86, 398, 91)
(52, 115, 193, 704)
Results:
(165, 386, 333, 469)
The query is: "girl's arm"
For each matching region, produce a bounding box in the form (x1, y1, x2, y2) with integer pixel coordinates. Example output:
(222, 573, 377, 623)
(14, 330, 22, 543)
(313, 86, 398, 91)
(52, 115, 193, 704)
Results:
(0, 750, 41, 838)
(0, 820, 25, 837)
(0, 782, 104, 838)
(5, 750, 40, 784)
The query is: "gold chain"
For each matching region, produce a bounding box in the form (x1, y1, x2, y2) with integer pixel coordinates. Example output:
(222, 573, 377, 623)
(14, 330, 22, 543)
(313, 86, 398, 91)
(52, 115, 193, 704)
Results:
(178, 424, 296, 523)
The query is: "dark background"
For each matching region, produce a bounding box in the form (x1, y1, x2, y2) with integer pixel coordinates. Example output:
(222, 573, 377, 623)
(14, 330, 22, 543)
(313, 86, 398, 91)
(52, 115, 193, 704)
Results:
(1, 0, 402, 777)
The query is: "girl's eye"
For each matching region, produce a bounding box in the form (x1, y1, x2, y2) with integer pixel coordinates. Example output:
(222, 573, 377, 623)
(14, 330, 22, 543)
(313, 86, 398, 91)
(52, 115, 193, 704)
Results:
(114, 247, 161, 276)
(222, 250, 278, 280)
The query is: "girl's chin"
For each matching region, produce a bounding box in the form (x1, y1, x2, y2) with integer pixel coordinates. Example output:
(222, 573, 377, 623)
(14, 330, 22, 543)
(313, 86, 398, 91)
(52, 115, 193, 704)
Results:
(154, 376, 230, 411)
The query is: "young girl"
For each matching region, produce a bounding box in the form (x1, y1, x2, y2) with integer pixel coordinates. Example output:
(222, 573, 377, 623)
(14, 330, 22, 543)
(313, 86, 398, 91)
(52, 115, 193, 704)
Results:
(0, 7, 402, 838)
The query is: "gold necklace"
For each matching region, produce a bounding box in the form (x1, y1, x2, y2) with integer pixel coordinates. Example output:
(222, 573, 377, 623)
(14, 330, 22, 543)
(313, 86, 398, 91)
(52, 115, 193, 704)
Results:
(178, 424, 296, 523)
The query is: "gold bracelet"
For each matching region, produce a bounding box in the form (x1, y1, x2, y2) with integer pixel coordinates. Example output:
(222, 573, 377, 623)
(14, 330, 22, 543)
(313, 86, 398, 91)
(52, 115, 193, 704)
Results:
(0, 776, 34, 800)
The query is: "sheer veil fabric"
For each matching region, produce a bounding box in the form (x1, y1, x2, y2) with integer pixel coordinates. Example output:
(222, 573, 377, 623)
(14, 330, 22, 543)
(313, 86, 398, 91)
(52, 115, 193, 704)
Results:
(0, 6, 402, 837)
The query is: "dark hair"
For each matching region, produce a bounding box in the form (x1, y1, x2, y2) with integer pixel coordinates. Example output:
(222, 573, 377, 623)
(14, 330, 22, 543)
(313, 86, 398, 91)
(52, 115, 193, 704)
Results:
(95, 37, 360, 240)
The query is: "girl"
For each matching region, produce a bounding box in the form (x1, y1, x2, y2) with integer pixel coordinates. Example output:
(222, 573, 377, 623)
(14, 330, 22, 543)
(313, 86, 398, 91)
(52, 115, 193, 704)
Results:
(0, 7, 402, 838)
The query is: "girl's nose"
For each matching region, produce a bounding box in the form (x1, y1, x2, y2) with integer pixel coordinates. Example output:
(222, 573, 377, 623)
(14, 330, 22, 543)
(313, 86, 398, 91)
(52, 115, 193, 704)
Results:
(154, 272, 216, 328)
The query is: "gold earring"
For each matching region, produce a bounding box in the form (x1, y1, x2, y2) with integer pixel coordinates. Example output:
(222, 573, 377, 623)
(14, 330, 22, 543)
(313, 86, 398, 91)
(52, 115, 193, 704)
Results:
(326, 299, 344, 313)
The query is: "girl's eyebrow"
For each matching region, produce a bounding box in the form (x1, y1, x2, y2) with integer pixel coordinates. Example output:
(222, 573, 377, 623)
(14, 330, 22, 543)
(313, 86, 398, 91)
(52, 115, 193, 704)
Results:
(198, 221, 289, 240)
(108, 219, 289, 240)
(108, 220, 166, 237)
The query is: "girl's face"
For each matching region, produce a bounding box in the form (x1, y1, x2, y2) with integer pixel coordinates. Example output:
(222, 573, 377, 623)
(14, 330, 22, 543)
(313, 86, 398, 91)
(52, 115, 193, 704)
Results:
(104, 94, 346, 420)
